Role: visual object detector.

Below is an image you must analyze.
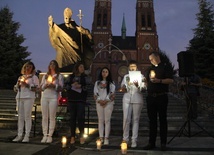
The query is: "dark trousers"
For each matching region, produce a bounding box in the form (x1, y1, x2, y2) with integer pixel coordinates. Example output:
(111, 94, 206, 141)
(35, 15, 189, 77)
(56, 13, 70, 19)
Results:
(146, 94, 168, 145)
(68, 102, 85, 138)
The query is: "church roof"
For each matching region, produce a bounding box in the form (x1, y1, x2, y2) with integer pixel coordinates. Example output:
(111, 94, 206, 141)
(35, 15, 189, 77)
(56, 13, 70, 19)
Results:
(112, 36, 136, 50)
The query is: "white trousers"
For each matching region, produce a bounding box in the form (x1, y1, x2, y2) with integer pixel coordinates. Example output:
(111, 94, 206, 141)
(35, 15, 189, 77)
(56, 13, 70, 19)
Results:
(16, 98, 34, 137)
(41, 98, 58, 137)
(96, 103, 114, 138)
(123, 102, 143, 142)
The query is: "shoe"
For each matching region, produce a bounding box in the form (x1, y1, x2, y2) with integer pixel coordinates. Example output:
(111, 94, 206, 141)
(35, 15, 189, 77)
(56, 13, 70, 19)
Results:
(80, 137, 85, 144)
(70, 137, 75, 144)
(160, 144, 167, 151)
(46, 136, 52, 143)
(22, 136, 29, 143)
(104, 138, 109, 145)
(100, 137, 104, 143)
(12, 136, 22, 142)
(131, 141, 137, 148)
(143, 143, 156, 150)
(41, 136, 48, 143)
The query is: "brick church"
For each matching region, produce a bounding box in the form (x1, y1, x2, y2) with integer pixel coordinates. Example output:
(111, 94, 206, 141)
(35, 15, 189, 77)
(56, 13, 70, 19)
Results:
(90, 0, 159, 84)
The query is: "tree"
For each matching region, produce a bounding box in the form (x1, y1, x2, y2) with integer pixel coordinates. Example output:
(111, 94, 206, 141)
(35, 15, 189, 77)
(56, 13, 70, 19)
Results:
(0, 6, 31, 89)
(159, 50, 177, 76)
(187, 0, 214, 80)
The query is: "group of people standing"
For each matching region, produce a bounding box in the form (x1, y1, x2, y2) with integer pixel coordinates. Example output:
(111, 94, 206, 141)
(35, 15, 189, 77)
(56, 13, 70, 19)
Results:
(12, 52, 174, 151)
(12, 60, 88, 144)
(94, 52, 174, 151)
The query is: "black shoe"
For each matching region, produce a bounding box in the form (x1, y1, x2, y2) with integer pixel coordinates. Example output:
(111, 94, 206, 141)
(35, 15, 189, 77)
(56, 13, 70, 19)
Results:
(143, 143, 156, 150)
(160, 144, 167, 151)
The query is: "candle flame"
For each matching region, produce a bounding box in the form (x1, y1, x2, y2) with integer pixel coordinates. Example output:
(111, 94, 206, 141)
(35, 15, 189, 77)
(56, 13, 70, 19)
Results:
(150, 70, 156, 78)
(47, 76, 52, 83)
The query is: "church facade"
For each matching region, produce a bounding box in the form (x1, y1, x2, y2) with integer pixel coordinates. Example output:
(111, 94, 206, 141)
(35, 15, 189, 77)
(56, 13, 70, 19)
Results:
(91, 0, 159, 84)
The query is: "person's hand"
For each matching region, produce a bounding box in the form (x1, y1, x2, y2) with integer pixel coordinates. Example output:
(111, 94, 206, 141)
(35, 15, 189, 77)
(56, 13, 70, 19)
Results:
(102, 100, 108, 108)
(76, 26, 85, 33)
(110, 93, 115, 101)
(150, 78, 160, 83)
(48, 15, 53, 27)
(46, 83, 55, 89)
(72, 82, 79, 88)
(119, 86, 127, 93)
(20, 81, 29, 88)
(133, 80, 139, 87)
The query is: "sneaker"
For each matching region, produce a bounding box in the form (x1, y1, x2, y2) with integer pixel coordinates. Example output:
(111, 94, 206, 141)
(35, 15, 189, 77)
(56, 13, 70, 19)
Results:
(70, 137, 75, 144)
(143, 143, 156, 150)
(80, 137, 85, 144)
(41, 136, 48, 143)
(131, 141, 137, 148)
(22, 136, 29, 143)
(46, 136, 52, 143)
(12, 136, 22, 142)
(104, 138, 109, 145)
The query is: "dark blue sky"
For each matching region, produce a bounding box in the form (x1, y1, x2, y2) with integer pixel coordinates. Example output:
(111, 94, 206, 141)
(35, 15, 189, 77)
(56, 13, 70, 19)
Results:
(1, 0, 213, 72)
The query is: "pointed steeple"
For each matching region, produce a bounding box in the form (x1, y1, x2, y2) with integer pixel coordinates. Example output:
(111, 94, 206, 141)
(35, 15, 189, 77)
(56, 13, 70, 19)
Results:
(121, 13, 126, 39)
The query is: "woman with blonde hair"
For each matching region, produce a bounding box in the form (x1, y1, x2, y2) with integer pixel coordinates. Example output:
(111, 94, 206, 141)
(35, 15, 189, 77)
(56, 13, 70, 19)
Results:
(13, 61, 39, 142)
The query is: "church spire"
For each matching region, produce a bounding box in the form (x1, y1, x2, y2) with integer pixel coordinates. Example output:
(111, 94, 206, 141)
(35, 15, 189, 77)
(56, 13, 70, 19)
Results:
(121, 13, 126, 39)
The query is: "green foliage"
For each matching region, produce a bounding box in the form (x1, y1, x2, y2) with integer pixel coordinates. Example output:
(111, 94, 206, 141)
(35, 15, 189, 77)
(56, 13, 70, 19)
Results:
(187, 0, 214, 80)
(158, 50, 177, 76)
(0, 6, 31, 89)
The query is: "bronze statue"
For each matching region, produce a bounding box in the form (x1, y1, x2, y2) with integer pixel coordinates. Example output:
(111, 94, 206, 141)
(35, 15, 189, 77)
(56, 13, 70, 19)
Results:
(48, 7, 94, 71)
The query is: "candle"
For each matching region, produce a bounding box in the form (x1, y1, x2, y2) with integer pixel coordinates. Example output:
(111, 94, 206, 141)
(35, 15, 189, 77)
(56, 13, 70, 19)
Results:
(61, 136, 67, 148)
(96, 138, 102, 150)
(150, 70, 156, 79)
(121, 141, 127, 154)
(20, 76, 25, 82)
(47, 75, 52, 84)
(79, 9, 82, 15)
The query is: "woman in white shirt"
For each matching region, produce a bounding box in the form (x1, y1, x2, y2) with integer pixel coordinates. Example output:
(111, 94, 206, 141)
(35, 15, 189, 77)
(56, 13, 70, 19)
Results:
(120, 60, 146, 148)
(40, 60, 64, 143)
(13, 61, 39, 142)
(94, 67, 115, 145)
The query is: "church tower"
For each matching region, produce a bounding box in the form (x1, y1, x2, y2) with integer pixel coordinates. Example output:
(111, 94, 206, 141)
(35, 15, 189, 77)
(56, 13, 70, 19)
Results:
(91, 0, 112, 81)
(136, 0, 159, 65)
(92, 0, 112, 53)
(91, 0, 159, 83)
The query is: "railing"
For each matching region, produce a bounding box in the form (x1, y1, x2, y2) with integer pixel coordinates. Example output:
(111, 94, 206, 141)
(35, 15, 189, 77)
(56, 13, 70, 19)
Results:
(169, 78, 214, 118)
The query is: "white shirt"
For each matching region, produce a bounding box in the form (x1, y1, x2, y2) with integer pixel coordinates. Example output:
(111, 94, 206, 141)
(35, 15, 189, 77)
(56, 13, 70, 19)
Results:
(15, 74, 39, 99)
(94, 80, 116, 104)
(121, 73, 146, 104)
(40, 73, 64, 99)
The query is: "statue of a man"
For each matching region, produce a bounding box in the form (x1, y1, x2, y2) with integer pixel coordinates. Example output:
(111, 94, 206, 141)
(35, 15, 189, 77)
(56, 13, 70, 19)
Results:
(48, 7, 94, 70)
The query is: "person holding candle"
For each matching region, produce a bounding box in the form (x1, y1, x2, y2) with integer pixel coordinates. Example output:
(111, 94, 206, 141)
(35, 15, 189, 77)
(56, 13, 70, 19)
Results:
(143, 52, 174, 151)
(120, 60, 146, 148)
(94, 67, 116, 145)
(64, 62, 88, 144)
(13, 61, 39, 142)
(40, 60, 64, 143)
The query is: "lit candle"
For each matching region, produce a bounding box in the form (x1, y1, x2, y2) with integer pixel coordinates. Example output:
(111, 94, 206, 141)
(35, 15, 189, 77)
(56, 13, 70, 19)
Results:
(150, 70, 156, 79)
(96, 138, 102, 150)
(121, 141, 127, 154)
(61, 136, 67, 148)
(47, 75, 52, 84)
(20, 76, 25, 82)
